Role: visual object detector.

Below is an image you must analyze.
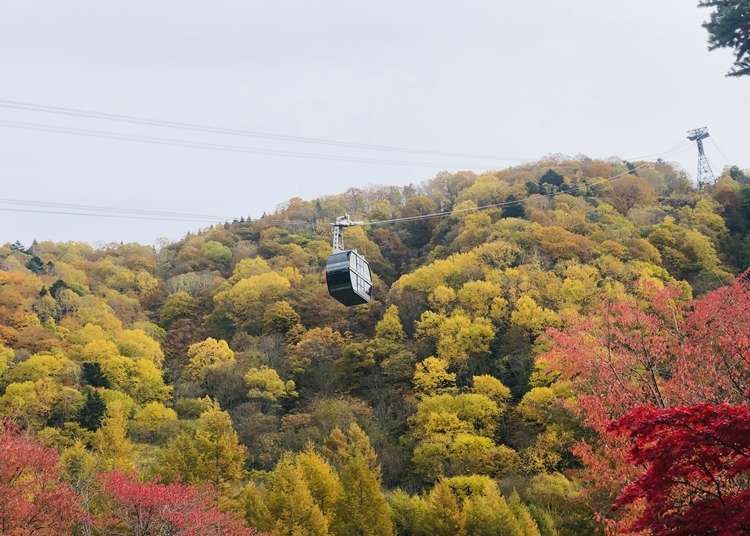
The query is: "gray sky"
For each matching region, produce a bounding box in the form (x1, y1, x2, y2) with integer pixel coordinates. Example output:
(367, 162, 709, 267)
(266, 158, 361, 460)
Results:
(1, 0, 747, 246)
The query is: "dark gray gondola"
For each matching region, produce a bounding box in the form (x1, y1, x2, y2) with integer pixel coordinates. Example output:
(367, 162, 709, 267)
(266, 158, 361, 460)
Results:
(326, 249, 372, 306)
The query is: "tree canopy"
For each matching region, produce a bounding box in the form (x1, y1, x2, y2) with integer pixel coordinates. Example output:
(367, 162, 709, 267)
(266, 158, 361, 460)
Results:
(0, 156, 749, 534)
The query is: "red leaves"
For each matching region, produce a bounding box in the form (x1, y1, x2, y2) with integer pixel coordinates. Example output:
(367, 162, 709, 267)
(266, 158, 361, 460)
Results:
(542, 274, 750, 533)
(0, 421, 81, 536)
(99, 471, 256, 536)
(0, 421, 257, 535)
(610, 402, 750, 535)
(667, 275, 750, 405)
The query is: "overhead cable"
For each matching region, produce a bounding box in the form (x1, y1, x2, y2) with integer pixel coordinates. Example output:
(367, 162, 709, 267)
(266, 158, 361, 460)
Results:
(0, 206, 224, 223)
(0, 98, 530, 163)
(0, 119, 486, 169)
(0, 197, 233, 220)
(0, 142, 688, 227)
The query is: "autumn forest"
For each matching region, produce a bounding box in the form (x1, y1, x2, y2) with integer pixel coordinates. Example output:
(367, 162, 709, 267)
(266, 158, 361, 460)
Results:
(2, 157, 750, 535)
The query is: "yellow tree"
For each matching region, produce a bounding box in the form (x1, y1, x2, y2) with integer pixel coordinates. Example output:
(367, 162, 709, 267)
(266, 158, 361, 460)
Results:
(327, 424, 394, 536)
(214, 271, 291, 329)
(92, 410, 135, 472)
(413, 357, 456, 396)
(244, 366, 297, 403)
(157, 404, 247, 487)
(185, 337, 235, 379)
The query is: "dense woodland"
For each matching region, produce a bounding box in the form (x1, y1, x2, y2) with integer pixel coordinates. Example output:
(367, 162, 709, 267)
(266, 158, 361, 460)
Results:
(2, 156, 750, 535)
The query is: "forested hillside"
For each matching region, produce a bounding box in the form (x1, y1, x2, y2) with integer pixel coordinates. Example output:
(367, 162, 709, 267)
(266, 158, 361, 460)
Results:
(2, 156, 750, 535)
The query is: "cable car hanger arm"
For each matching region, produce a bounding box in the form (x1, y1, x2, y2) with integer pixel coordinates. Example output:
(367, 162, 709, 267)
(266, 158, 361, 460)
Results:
(330, 213, 363, 252)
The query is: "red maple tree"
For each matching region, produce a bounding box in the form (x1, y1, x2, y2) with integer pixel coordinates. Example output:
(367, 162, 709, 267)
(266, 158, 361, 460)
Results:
(541, 273, 750, 533)
(610, 402, 750, 536)
(0, 421, 81, 536)
(99, 470, 258, 536)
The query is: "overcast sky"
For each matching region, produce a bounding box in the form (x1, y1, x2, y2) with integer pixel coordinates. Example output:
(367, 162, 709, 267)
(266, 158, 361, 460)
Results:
(1, 0, 747, 246)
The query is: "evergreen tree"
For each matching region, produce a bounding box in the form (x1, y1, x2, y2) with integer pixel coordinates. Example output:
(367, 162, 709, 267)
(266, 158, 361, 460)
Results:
(82, 362, 111, 388)
(502, 195, 526, 218)
(25, 256, 46, 274)
(324, 424, 393, 536)
(539, 169, 564, 188)
(76, 389, 106, 431)
(699, 0, 750, 77)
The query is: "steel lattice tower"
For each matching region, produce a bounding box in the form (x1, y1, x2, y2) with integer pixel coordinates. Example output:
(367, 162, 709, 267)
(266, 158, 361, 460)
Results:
(686, 127, 715, 189)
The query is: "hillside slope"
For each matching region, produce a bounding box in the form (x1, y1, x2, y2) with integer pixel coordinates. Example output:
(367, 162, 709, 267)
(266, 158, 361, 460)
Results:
(1, 156, 749, 535)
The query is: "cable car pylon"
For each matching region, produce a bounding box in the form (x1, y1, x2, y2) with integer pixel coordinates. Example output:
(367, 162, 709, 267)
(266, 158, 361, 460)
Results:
(686, 127, 715, 189)
(326, 214, 373, 306)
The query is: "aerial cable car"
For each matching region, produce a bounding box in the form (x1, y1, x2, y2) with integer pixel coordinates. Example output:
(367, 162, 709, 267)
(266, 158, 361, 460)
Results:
(326, 214, 373, 306)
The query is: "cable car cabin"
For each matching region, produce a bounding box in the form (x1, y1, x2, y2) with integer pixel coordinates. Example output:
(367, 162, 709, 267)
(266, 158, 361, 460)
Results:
(326, 250, 372, 306)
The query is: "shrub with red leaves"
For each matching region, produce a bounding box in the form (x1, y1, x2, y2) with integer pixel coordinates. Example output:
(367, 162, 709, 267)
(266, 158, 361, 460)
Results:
(0, 421, 81, 536)
(611, 402, 750, 536)
(99, 471, 257, 536)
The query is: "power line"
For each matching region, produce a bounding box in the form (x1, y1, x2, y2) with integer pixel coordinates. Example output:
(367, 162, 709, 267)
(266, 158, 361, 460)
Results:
(0, 119, 490, 169)
(0, 98, 530, 163)
(0, 142, 687, 227)
(0, 197, 233, 220)
(626, 141, 690, 161)
(709, 136, 732, 168)
(0, 206, 225, 223)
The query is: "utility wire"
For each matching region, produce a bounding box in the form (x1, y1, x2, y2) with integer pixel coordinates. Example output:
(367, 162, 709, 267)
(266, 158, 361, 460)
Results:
(626, 140, 691, 161)
(709, 136, 732, 168)
(0, 206, 225, 223)
(0, 197, 233, 220)
(0, 98, 530, 163)
(0, 119, 487, 169)
(0, 142, 687, 227)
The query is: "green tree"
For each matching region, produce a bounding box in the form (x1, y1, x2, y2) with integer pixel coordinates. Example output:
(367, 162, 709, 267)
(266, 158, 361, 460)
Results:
(539, 169, 564, 189)
(159, 290, 199, 326)
(76, 389, 106, 431)
(82, 361, 110, 388)
(700, 0, 750, 77)
(202, 240, 233, 264)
